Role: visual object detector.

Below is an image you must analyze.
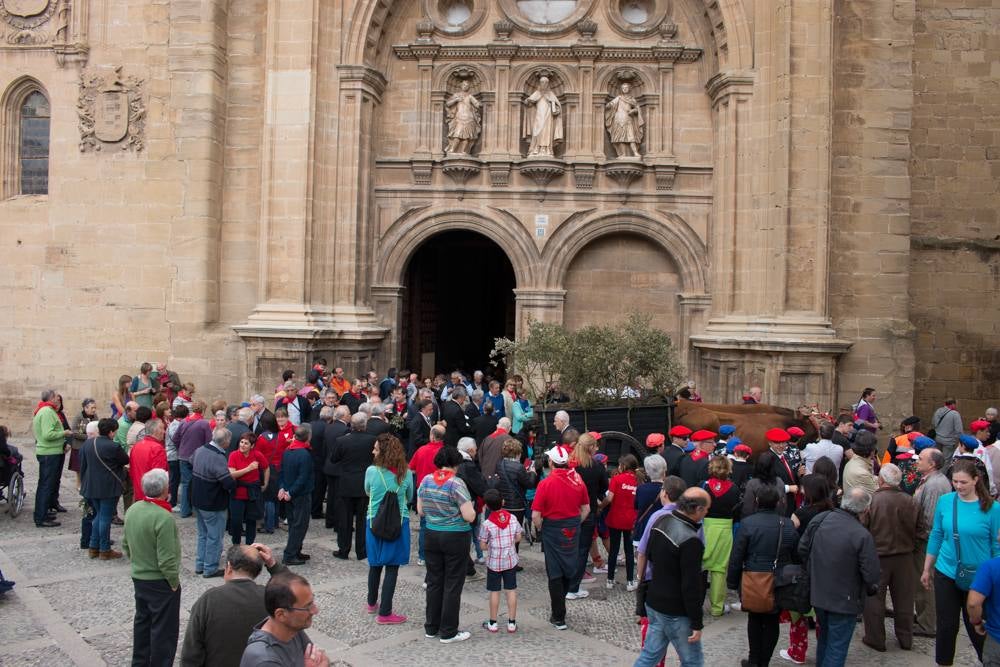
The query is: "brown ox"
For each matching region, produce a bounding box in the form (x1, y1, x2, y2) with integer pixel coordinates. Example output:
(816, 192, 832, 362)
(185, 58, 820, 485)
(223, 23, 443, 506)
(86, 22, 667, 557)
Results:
(673, 400, 823, 456)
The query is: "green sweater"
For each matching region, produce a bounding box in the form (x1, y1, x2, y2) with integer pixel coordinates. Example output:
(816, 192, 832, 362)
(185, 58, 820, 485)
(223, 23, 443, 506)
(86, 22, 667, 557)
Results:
(32, 406, 65, 456)
(115, 416, 132, 451)
(123, 500, 181, 588)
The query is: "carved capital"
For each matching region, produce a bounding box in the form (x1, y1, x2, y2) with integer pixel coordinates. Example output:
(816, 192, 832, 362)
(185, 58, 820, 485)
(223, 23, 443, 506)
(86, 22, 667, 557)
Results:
(337, 64, 389, 101)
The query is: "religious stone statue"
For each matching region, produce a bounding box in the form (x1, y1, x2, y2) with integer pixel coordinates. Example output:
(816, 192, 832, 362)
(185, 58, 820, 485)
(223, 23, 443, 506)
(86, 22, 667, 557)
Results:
(605, 82, 644, 158)
(522, 76, 563, 157)
(444, 80, 482, 156)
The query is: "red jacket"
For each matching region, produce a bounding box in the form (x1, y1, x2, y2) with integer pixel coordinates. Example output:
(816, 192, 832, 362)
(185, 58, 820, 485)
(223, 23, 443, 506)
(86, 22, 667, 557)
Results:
(130, 436, 168, 501)
(411, 441, 444, 488)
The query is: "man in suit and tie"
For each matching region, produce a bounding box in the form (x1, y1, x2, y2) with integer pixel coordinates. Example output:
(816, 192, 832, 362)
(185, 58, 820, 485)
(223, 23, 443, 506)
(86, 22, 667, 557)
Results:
(407, 388, 439, 423)
(407, 399, 435, 459)
(322, 406, 351, 529)
(329, 412, 375, 560)
(365, 403, 391, 437)
(308, 406, 332, 520)
(766, 428, 800, 517)
(441, 386, 474, 449)
(250, 394, 275, 437)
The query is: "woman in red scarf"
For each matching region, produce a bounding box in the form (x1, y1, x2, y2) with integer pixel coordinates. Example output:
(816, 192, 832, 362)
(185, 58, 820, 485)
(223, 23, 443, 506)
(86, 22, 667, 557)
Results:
(702, 456, 741, 617)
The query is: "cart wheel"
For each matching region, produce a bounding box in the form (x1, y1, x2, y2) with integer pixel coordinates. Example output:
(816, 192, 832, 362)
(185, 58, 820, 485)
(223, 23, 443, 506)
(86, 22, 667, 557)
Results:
(8, 472, 24, 518)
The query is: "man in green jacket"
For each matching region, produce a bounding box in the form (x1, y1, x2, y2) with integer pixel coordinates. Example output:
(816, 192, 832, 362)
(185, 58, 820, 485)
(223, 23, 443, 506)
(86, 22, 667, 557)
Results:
(32, 389, 70, 528)
(123, 468, 181, 667)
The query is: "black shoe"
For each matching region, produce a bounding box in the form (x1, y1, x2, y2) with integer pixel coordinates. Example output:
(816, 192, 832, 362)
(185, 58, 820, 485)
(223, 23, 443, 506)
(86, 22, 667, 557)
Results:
(514, 565, 524, 572)
(284, 557, 307, 566)
(311, 514, 324, 520)
(111, 516, 124, 526)
(52, 504, 68, 513)
(333, 551, 349, 560)
(203, 570, 224, 579)
(36, 520, 61, 528)
(297, 553, 311, 560)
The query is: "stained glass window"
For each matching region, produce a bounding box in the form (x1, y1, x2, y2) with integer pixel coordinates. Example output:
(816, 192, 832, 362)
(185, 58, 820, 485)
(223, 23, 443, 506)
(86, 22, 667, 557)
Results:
(19, 90, 49, 195)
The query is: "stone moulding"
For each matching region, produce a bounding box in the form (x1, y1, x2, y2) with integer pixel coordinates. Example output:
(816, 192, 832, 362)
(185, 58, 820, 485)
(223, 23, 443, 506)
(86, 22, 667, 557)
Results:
(393, 43, 702, 64)
(519, 157, 565, 187)
(606, 159, 644, 199)
(441, 155, 481, 192)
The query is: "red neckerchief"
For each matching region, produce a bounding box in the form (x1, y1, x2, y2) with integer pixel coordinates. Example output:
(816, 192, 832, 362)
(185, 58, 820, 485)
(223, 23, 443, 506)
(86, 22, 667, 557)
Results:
(488, 509, 512, 529)
(34, 401, 58, 416)
(490, 427, 509, 438)
(506, 389, 517, 401)
(286, 440, 311, 451)
(551, 467, 583, 488)
(690, 450, 709, 462)
(187, 413, 202, 422)
(177, 391, 191, 402)
(394, 401, 406, 413)
(279, 423, 295, 443)
(706, 479, 733, 498)
(144, 498, 172, 513)
(432, 469, 456, 486)
(896, 450, 914, 460)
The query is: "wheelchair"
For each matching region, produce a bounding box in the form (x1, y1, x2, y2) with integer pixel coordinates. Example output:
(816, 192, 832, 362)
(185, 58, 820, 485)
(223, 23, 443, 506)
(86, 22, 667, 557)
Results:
(0, 446, 26, 518)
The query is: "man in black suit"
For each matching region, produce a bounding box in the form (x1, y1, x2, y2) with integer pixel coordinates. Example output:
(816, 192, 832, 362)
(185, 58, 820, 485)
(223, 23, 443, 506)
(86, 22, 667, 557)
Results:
(330, 412, 375, 559)
(340, 379, 366, 415)
(472, 402, 499, 445)
(309, 406, 332, 519)
(406, 388, 439, 423)
(407, 399, 434, 459)
(249, 394, 275, 437)
(322, 406, 351, 529)
(441, 386, 474, 449)
(365, 403, 391, 437)
(766, 427, 799, 517)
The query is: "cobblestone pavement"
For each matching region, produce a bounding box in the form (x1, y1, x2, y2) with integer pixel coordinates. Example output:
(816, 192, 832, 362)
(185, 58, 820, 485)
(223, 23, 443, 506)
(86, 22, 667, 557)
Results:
(0, 444, 979, 666)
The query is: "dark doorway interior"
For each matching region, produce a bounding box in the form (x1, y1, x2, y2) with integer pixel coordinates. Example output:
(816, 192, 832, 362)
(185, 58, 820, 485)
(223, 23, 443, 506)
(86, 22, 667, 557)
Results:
(401, 230, 516, 377)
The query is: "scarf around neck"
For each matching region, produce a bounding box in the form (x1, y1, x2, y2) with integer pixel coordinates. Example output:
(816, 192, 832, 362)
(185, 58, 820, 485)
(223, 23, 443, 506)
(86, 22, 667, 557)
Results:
(34, 401, 58, 416)
(144, 498, 172, 512)
(432, 469, 456, 486)
(488, 509, 512, 529)
(706, 478, 733, 498)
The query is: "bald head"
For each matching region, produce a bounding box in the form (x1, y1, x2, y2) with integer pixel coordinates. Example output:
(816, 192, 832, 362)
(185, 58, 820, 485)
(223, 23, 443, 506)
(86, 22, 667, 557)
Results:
(675, 486, 711, 518)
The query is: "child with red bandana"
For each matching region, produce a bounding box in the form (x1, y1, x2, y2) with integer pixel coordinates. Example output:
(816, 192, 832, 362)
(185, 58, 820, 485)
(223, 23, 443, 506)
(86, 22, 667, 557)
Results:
(478, 488, 523, 633)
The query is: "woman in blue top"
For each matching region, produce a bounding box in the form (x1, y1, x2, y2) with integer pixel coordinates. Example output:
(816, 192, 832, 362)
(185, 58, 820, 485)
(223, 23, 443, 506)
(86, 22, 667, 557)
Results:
(510, 390, 534, 435)
(364, 434, 413, 625)
(921, 458, 1000, 665)
(417, 446, 476, 644)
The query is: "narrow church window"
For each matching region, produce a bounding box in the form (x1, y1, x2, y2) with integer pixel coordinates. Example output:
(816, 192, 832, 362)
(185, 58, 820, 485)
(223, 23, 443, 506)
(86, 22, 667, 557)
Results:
(19, 90, 49, 195)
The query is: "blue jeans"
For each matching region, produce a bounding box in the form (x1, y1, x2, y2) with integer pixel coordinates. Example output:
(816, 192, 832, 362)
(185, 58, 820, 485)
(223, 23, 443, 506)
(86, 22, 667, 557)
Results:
(88, 497, 117, 552)
(418, 516, 427, 560)
(178, 461, 193, 517)
(264, 500, 277, 532)
(634, 605, 703, 667)
(471, 514, 483, 559)
(195, 508, 227, 574)
(815, 608, 857, 667)
(33, 453, 63, 525)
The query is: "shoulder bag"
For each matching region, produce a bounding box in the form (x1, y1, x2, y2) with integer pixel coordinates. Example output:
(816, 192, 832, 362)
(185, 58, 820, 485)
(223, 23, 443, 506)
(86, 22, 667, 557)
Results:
(370, 469, 402, 541)
(741, 517, 784, 613)
(928, 408, 950, 441)
(776, 512, 830, 614)
(953, 495, 978, 590)
(91, 438, 126, 493)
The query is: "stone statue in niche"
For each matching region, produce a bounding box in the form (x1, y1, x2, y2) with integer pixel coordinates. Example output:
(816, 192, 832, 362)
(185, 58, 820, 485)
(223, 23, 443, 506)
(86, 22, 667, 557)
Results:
(444, 80, 481, 156)
(605, 82, 644, 158)
(523, 76, 563, 157)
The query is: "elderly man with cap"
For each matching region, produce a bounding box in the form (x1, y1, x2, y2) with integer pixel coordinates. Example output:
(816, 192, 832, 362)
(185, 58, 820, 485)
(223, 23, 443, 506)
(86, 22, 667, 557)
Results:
(843, 430, 879, 499)
(663, 426, 691, 477)
(645, 432, 665, 456)
(532, 445, 590, 631)
(766, 428, 801, 517)
(678, 430, 716, 488)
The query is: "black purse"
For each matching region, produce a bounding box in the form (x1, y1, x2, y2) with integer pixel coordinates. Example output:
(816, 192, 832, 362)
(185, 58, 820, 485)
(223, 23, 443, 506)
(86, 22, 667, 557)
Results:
(775, 512, 830, 613)
(370, 471, 402, 541)
(953, 496, 978, 590)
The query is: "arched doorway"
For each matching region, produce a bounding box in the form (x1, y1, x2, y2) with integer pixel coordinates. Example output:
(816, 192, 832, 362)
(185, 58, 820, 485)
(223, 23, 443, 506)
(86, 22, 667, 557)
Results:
(400, 230, 516, 377)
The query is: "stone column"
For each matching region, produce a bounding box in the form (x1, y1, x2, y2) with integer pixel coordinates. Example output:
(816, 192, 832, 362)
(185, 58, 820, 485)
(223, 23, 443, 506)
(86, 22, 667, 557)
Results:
(513, 289, 566, 339)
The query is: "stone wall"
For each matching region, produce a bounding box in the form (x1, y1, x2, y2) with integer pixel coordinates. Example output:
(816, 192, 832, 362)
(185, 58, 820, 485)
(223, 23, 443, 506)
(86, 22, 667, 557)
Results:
(909, 1, 1000, 422)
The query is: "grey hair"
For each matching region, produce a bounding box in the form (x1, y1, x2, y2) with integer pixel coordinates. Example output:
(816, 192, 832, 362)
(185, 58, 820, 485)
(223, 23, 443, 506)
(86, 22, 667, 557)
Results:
(987, 407, 998, 418)
(225, 544, 263, 578)
(250, 394, 265, 406)
(334, 405, 351, 421)
(358, 402, 372, 416)
(370, 403, 386, 417)
(497, 417, 512, 430)
(555, 410, 570, 423)
(141, 468, 169, 499)
(41, 389, 56, 402)
(457, 437, 476, 454)
(471, 389, 484, 401)
(85, 420, 100, 437)
(643, 454, 668, 482)
(143, 420, 166, 440)
(419, 388, 433, 399)
(675, 492, 710, 514)
(925, 448, 944, 471)
(450, 386, 467, 400)
(294, 424, 311, 442)
(238, 407, 253, 422)
(879, 463, 902, 487)
(841, 487, 873, 514)
(319, 406, 335, 421)
(212, 427, 232, 448)
(350, 412, 368, 431)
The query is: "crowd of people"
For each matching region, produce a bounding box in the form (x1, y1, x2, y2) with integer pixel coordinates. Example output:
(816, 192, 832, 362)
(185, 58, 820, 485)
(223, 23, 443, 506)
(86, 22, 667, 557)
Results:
(12, 364, 1000, 667)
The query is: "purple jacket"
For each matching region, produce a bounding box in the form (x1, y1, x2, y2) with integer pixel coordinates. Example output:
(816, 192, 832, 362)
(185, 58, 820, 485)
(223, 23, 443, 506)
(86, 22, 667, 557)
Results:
(176, 418, 212, 462)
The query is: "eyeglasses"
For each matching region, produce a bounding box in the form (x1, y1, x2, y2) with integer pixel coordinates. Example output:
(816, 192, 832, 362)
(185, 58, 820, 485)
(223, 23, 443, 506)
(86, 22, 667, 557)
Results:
(283, 599, 317, 613)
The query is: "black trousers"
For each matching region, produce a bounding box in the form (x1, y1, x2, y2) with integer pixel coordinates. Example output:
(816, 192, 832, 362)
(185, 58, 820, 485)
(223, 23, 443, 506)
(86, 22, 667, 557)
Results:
(283, 494, 311, 561)
(548, 576, 571, 624)
(337, 495, 367, 558)
(424, 529, 469, 639)
(569, 516, 596, 592)
(746, 610, 780, 666)
(131, 578, 180, 667)
(368, 565, 399, 616)
(311, 467, 327, 518)
(608, 528, 635, 582)
(325, 475, 341, 529)
(935, 569, 986, 665)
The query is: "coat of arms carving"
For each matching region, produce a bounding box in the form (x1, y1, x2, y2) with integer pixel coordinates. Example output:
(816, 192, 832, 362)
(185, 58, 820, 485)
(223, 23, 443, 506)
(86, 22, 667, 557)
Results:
(78, 66, 146, 153)
(0, 0, 58, 43)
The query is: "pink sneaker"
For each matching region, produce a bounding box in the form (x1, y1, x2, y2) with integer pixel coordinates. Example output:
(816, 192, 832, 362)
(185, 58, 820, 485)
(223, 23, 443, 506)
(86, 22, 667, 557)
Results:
(365, 603, 378, 614)
(376, 613, 407, 625)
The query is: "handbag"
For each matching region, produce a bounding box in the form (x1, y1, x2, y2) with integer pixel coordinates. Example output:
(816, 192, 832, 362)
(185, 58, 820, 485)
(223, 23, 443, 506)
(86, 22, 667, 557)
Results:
(928, 408, 949, 441)
(776, 512, 830, 613)
(953, 495, 978, 590)
(740, 517, 784, 613)
(370, 470, 402, 541)
(89, 438, 126, 493)
(631, 498, 659, 543)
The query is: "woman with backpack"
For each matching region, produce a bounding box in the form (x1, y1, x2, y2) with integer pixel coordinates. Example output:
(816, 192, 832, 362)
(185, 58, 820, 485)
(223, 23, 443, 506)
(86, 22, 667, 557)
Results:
(364, 433, 413, 625)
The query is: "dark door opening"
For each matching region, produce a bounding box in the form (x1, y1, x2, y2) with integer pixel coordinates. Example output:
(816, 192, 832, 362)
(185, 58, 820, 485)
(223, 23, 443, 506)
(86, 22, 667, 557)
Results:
(400, 230, 516, 378)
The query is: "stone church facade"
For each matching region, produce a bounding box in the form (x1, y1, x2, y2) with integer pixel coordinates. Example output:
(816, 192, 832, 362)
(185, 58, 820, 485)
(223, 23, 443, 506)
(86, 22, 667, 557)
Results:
(0, 0, 997, 427)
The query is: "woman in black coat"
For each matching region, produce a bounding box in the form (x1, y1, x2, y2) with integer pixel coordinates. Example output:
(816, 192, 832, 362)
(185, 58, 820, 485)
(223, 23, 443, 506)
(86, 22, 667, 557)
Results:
(496, 437, 537, 550)
(79, 418, 129, 558)
(727, 484, 800, 667)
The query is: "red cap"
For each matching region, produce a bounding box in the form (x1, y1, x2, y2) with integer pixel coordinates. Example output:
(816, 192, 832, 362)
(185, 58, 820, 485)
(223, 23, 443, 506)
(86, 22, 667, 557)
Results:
(971, 420, 990, 433)
(691, 429, 717, 442)
(907, 431, 924, 442)
(765, 428, 791, 443)
(587, 431, 603, 441)
(787, 426, 805, 437)
(646, 433, 666, 448)
(669, 425, 692, 438)
(734, 444, 753, 455)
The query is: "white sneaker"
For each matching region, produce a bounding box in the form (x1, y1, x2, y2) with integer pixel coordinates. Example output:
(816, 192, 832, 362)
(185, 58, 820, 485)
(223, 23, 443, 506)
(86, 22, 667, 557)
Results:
(417, 558, 425, 566)
(626, 580, 638, 592)
(475, 556, 485, 564)
(440, 631, 471, 644)
(171, 505, 181, 513)
(779, 649, 805, 665)
(606, 580, 615, 589)
(730, 602, 741, 611)
(567, 589, 589, 600)
(421, 582, 427, 589)
(592, 565, 608, 574)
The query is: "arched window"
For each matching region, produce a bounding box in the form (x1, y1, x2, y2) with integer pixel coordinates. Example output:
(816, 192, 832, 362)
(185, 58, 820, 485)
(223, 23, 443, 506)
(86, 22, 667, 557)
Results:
(2, 78, 50, 198)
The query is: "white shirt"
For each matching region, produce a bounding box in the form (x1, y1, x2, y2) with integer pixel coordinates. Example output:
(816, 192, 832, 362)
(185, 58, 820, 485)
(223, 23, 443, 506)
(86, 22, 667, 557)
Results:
(801, 438, 844, 474)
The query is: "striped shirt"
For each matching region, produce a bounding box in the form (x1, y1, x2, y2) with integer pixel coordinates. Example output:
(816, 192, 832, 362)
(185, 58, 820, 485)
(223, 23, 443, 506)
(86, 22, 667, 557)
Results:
(418, 474, 472, 532)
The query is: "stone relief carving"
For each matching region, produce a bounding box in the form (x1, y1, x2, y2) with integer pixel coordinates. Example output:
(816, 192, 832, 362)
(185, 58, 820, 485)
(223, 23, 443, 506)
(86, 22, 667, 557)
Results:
(444, 80, 481, 156)
(78, 66, 146, 153)
(522, 75, 563, 157)
(605, 82, 644, 158)
(0, 0, 57, 43)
